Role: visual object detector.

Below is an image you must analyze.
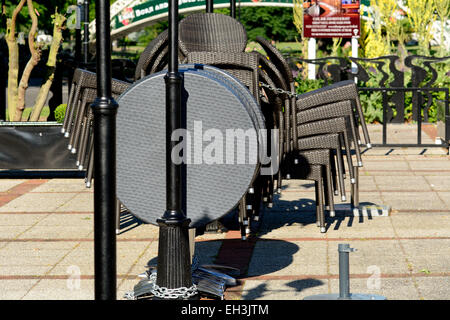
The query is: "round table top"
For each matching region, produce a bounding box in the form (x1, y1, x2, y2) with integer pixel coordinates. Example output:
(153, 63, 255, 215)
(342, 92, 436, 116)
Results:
(116, 68, 262, 228)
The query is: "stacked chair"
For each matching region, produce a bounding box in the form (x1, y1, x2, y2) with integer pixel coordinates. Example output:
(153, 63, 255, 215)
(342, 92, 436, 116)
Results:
(61, 68, 131, 232)
(62, 11, 371, 235)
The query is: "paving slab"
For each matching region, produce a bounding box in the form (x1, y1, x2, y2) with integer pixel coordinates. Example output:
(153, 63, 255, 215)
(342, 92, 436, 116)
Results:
(21, 279, 95, 300)
(16, 225, 93, 240)
(54, 193, 93, 212)
(29, 179, 89, 193)
(0, 193, 78, 212)
(390, 214, 450, 237)
(0, 180, 27, 192)
(425, 176, 450, 191)
(327, 240, 409, 275)
(373, 176, 432, 191)
(399, 239, 450, 274)
(415, 276, 450, 300)
(0, 279, 41, 300)
(381, 191, 446, 211)
(0, 213, 48, 227)
(436, 192, 450, 208)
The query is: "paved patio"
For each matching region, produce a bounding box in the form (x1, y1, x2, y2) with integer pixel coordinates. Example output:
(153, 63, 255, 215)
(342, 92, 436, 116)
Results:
(0, 124, 449, 300)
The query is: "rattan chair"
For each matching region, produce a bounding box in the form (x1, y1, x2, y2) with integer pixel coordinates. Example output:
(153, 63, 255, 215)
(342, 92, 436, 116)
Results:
(134, 29, 170, 81)
(185, 51, 270, 239)
(179, 13, 247, 56)
(253, 36, 371, 150)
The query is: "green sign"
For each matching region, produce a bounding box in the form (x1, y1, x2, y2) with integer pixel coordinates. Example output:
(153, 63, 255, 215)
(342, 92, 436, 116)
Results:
(113, 0, 293, 30)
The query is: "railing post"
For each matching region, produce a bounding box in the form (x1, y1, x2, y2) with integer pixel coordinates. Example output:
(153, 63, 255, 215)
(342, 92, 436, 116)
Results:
(83, 0, 90, 66)
(230, 0, 236, 18)
(206, 0, 213, 13)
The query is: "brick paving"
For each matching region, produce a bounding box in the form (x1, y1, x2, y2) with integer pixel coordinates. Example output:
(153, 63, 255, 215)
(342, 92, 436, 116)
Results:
(0, 124, 449, 300)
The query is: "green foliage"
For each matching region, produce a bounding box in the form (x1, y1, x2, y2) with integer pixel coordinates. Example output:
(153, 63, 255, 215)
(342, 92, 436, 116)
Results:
(5, 106, 50, 121)
(294, 78, 325, 95)
(216, 7, 297, 42)
(0, 0, 72, 34)
(135, 20, 169, 46)
(54, 103, 66, 123)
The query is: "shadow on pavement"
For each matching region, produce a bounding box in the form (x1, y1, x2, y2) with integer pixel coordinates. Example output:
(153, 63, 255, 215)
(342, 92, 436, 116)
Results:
(242, 278, 324, 300)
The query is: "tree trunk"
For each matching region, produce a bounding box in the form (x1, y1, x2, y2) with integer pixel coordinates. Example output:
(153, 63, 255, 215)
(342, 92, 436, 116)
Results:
(5, 0, 26, 121)
(15, 0, 41, 121)
(29, 10, 66, 122)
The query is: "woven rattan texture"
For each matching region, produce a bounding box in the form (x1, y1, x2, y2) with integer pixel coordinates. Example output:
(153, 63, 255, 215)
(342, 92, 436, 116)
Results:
(179, 13, 247, 56)
(116, 69, 259, 228)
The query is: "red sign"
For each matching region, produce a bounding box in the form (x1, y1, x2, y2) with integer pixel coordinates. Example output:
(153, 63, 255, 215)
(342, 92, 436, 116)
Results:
(303, 0, 360, 38)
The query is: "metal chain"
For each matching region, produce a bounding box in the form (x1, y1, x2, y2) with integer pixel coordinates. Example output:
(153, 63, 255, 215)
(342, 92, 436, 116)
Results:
(124, 254, 200, 300)
(149, 272, 198, 300)
(260, 82, 300, 99)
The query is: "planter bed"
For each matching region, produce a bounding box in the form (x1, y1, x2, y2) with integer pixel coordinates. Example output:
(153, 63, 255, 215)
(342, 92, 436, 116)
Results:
(0, 121, 83, 178)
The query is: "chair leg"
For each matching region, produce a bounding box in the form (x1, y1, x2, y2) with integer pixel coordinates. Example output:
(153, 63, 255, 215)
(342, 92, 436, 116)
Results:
(346, 115, 363, 167)
(314, 169, 326, 233)
(62, 83, 76, 134)
(77, 115, 90, 169)
(68, 93, 88, 153)
(355, 99, 372, 148)
(252, 179, 263, 222)
(315, 180, 320, 227)
(335, 147, 347, 201)
(324, 164, 335, 217)
(276, 170, 282, 194)
(351, 166, 360, 208)
(116, 198, 121, 234)
(239, 198, 248, 240)
(330, 151, 339, 196)
(267, 176, 274, 208)
(85, 138, 94, 188)
(341, 130, 355, 183)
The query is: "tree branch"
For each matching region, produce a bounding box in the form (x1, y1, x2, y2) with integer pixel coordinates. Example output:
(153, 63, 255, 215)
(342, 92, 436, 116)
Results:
(15, 0, 41, 121)
(30, 9, 66, 121)
(6, 0, 26, 121)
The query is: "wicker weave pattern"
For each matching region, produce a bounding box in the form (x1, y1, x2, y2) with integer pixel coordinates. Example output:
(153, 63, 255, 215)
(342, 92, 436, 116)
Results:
(254, 36, 294, 84)
(186, 51, 259, 103)
(297, 149, 331, 166)
(296, 117, 348, 138)
(296, 80, 358, 111)
(134, 29, 169, 80)
(296, 133, 341, 150)
(296, 100, 352, 124)
(179, 13, 247, 56)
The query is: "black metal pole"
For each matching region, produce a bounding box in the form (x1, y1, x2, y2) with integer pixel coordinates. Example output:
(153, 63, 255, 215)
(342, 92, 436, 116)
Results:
(155, 0, 195, 299)
(92, 0, 118, 300)
(230, 0, 236, 18)
(74, 1, 82, 64)
(206, 0, 213, 13)
(238, 0, 241, 21)
(83, 0, 90, 66)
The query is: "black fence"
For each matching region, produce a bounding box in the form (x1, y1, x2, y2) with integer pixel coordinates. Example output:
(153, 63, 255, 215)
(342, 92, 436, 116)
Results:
(289, 54, 450, 148)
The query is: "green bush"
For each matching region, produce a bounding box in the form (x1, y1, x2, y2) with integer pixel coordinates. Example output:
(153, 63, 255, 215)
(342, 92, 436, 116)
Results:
(54, 103, 67, 123)
(295, 78, 325, 95)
